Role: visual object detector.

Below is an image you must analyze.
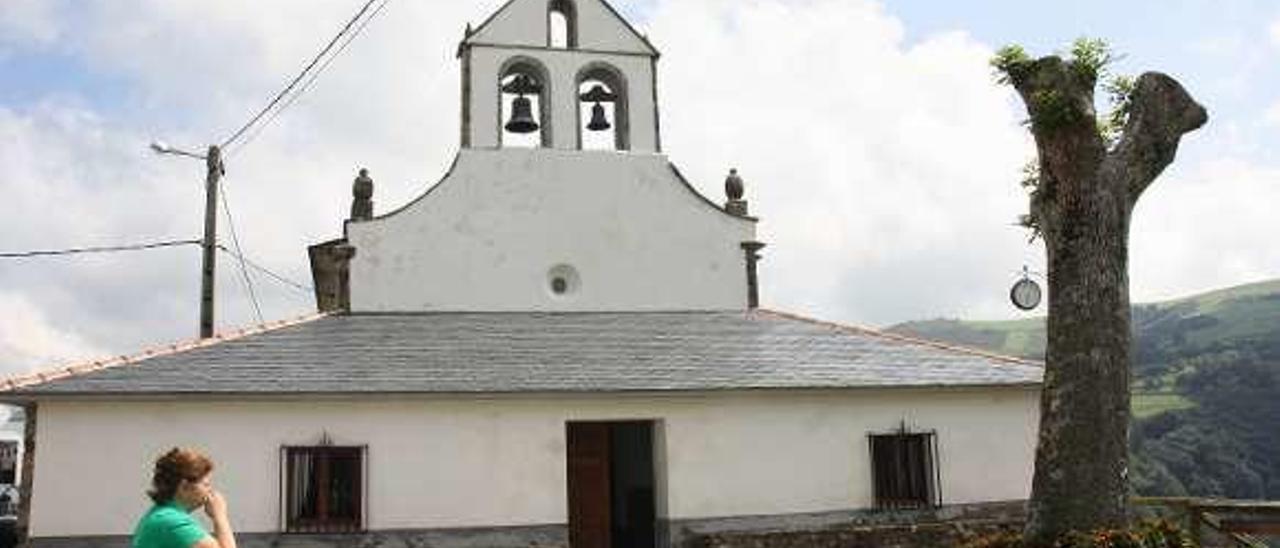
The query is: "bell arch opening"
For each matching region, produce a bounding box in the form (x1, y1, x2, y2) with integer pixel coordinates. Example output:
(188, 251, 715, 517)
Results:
(576, 63, 629, 151)
(548, 0, 577, 49)
(498, 57, 552, 148)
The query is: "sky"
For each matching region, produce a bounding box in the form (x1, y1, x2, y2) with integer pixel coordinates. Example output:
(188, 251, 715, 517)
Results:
(1, 0, 1278, 376)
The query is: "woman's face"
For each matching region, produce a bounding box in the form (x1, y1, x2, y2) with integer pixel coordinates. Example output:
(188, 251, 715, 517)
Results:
(174, 473, 212, 511)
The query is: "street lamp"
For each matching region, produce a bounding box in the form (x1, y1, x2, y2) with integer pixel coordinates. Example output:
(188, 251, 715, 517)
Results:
(151, 141, 224, 339)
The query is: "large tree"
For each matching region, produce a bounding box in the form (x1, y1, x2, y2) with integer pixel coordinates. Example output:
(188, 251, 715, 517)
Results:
(993, 41, 1207, 543)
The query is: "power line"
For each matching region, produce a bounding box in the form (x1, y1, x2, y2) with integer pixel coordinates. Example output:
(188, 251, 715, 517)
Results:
(220, 0, 383, 150)
(218, 184, 264, 324)
(216, 245, 313, 294)
(0, 239, 201, 259)
(228, 0, 392, 158)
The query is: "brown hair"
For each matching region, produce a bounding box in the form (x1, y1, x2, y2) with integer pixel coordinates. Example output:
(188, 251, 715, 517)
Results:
(147, 447, 214, 503)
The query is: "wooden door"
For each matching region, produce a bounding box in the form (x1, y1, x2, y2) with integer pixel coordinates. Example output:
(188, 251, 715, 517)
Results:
(568, 422, 611, 548)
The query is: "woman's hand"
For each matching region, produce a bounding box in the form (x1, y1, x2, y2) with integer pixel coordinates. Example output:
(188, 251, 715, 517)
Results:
(202, 490, 228, 521)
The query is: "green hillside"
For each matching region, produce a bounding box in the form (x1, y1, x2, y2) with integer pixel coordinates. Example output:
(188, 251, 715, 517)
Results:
(889, 279, 1280, 365)
(888, 278, 1280, 499)
(889, 317, 1046, 360)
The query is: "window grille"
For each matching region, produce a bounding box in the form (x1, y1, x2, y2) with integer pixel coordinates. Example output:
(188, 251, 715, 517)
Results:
(281, 445, 366, 533)
(868, 430, 940, 509)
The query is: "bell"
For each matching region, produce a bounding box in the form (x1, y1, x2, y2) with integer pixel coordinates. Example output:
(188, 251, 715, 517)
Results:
(586, 103, 611, 131)
(505, 96, 539, 134)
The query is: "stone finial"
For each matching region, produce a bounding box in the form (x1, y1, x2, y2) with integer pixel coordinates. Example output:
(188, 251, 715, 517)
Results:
(724, 168, 749, 216)
(308, 240, 356, 313)
(350, 168, 374, 221)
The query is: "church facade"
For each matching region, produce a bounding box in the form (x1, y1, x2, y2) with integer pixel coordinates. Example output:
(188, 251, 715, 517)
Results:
(2, 1, 1042, 547)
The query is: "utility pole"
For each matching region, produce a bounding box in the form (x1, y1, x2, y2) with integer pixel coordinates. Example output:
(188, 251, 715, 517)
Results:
(200, 145, 224, 338)
(150, 141, 224, 339)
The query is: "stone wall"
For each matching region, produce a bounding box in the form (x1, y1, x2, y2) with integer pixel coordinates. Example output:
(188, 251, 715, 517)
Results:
(31, 525, 567, 548)
(30, 502, 1025, 548)
(695, 520, 1020, 548)
(673, 500, 1026, 548)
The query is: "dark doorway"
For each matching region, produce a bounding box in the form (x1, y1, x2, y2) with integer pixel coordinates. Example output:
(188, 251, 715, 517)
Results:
(566, 421, 656, 548)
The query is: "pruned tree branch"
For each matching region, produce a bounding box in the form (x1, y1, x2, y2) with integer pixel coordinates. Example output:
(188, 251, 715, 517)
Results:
(1108, 72, 1208, 205)
(1009, 56, 1108, 202)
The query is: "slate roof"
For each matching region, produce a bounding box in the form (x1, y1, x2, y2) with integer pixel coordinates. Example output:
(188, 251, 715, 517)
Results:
(1, 310, 1041, 396)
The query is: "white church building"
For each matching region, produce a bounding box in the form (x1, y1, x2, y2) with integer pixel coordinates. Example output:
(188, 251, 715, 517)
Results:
(2, 1, 1042, 546)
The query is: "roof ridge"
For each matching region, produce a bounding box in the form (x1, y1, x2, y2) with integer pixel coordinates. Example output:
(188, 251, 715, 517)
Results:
(0, 312, 329, 392)
(755, 308, 1043, 368)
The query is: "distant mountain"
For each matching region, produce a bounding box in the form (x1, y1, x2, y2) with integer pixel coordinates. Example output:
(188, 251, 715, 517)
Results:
(889, 279, 1280, 500)
(888, 316, 1045, 361)
(889, 279, 1280, 363)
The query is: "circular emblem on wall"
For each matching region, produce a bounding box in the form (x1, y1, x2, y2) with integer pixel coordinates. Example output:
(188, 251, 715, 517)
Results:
(547, 264, 580, 298)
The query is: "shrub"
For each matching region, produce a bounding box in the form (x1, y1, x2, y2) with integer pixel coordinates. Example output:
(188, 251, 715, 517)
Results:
(962, 519, 1192, 548)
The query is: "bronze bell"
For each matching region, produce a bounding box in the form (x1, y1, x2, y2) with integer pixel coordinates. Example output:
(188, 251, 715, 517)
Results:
(505, 96, 539, 134)
(587, 103, 611, 131)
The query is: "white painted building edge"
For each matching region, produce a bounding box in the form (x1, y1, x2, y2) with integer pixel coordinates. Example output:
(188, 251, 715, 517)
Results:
(347, 148, 756, 312)
(28, 387, 1038, 537)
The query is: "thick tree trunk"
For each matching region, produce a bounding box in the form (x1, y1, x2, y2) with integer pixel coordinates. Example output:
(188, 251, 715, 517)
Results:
(1029, 150, 1135, 539)
(1009, 57, 1206, 544)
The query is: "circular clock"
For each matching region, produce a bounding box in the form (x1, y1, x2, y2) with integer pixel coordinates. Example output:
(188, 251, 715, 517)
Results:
(1010, 278, 1042, 311)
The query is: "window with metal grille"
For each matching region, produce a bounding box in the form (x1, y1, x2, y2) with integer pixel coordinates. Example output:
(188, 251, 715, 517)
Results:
(281, 446, 366, 533)
(869, 431, 939, 509)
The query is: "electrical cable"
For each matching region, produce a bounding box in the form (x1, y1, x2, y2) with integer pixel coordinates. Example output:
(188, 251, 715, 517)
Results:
(218, 184, 265, 324)
(0, 239, 201, 259)
(221, 0, 382, 150)
(228, 0, 392, 158)
(215, 245, 313, 294)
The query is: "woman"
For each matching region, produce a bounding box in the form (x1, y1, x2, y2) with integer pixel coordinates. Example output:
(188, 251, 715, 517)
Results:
(131, 448, 237, 548)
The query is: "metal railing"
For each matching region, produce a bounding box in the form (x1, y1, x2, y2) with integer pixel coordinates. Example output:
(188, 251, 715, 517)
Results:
(1134, 497, 1280, 547)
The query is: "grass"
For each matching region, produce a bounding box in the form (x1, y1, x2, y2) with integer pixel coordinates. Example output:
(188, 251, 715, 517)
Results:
(1132, 392, 1196, 419)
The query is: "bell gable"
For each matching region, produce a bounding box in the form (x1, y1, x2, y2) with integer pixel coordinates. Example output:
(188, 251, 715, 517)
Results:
(464, 0, 658, 56)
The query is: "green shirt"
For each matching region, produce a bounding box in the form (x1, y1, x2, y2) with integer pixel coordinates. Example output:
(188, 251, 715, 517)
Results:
(131, 501, 210, 548)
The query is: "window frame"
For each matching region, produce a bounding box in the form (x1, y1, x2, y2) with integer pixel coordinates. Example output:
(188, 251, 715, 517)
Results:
(547, 0, 578, 49)
(279, 444, 368, 534)
(867, 428, 941, 510)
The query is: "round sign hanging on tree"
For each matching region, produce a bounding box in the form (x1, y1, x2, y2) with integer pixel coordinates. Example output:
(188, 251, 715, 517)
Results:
(1010, 277, 1042, 311)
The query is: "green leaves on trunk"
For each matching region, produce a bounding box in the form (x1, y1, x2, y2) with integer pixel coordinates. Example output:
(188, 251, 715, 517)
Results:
(993, 38, 1135, 241)
(991, 37, 1133, 145)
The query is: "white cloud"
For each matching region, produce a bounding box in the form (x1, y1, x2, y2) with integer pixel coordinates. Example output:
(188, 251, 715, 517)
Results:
(1187, 34, 1239, 57)
(646, 0, 1035, 324)
(1, 0, 1276, 374)
(0, 292, 104, 373)
(0, 1, 507, 373)
(1265, 101, 1280, 127)
(0, 0, 63, 49)
(1131, 158, 1280, 302)
(1270, 17, 1280, 47)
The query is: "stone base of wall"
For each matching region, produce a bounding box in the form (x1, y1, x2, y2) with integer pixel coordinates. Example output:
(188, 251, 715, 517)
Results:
(696, 520, 1021, 548)
(31, 524, 568, 548)
(31, 501, 1025, 548)
(667, 500, 1027, 548)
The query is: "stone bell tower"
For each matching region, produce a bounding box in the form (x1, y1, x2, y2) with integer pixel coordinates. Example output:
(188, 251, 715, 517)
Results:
(315, 0, 762, 313)
(457, 0, 660, 152)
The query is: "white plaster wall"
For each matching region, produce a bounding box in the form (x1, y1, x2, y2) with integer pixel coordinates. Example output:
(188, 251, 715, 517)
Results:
(347, 148, 754, 312)
(469, 0, 654, 54)
(28, 387, 1039, 537)
(468, 46, 657, 152)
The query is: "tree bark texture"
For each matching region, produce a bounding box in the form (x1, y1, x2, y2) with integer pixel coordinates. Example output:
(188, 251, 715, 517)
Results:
(1010, 57, 1206, 543)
